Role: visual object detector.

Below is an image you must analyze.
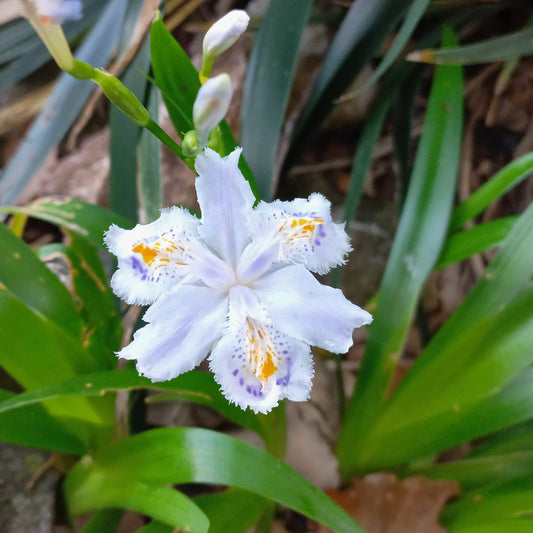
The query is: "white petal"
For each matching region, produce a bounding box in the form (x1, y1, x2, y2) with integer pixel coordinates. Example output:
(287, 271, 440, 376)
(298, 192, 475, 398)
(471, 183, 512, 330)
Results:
(34, 0, 83, 22)
(209, 287, 314, 413)
(119, 285, 228, 382)
(195, 148, 255, 266)
(202, 10, 250, 58)
(105, 207, 201, 305)
(254, 193, 351, 274)
(254, 264, 372, 354)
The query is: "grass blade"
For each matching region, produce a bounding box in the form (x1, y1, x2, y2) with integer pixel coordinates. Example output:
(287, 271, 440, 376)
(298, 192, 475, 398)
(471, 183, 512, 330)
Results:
(65, 427, 366, 532)
(240, 0, 313, 199)
(449, 151, 533, 232)
(337, 27, 463, 478)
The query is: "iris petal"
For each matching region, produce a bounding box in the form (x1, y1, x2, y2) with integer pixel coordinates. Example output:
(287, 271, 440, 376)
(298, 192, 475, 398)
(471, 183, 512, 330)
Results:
(105, 207, 201, 305)
(119, 285, 228, 382)
(195, 149, 255, 267)
(254, 193, 351, 274)
(254, 264, 372, 354)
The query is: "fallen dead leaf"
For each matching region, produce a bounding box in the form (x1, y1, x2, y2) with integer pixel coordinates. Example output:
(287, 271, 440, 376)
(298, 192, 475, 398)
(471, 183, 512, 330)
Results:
(315, 473, 460, 533)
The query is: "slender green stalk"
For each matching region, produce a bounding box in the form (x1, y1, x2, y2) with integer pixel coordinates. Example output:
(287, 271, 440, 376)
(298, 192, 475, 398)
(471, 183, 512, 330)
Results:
(145, 119, 194, 170)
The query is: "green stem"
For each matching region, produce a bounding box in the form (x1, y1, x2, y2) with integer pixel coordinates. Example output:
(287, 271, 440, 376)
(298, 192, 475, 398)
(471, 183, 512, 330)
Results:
(145, 120, 194, 171)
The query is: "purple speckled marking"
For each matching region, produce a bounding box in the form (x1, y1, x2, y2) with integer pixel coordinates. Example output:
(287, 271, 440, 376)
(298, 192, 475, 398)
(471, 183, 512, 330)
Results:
(232, 369, 239, 376)
(239, 378, 244, 386)
(131, 255, 148, 280)
(246, 386, 252, 393)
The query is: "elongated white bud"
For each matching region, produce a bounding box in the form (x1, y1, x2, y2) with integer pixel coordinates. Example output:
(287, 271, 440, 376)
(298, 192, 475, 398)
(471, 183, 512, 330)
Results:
(200, 10, 249, 82)
(193, 73, 233, 147)
(203, 10, 249, 58)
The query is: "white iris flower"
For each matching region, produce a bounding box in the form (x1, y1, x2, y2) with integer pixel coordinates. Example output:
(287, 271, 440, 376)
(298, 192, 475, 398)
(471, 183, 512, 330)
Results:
(105, 148, 372, 413)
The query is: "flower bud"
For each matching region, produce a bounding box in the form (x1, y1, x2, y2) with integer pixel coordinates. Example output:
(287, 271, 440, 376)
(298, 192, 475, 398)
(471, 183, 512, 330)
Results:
(193, 73, 232, 147)
(92, 69, 151, 127)
(200, 10, 249, 81)
(182, 130, 199, 158)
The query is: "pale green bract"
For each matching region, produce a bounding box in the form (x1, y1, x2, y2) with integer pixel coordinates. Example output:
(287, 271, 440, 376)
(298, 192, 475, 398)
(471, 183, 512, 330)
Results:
(105, 148, 371, 413)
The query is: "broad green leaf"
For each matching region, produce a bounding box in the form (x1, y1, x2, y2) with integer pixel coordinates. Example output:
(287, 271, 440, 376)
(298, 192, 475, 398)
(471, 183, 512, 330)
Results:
(356, 194, 533, 467)
(240, 0, 313, 199)
(288, 0, 412, 159)
(342, 362, 533, 471)
(0, 0, 128, 206)
(469, 419, 533, 458)
(0, 369, 264, 443)
(0, 222, 83, 339)
(410, 26, 533, 65)
(195, 488, 268, 533)
(391, 197, 533, 406)
(449, 151, 533, 232)
(0, 287, 113, 425)
(69, 476, 210, 533)
(64, 427, 366, 533)
(337, 28, 463, 477)
(36, 240, 121, 369)
(150, 12, 199, 136)
(436, 216, 517, 270)
(0, 389, 88, 454)
(442, 476, 533, 530)
(413, 450, 533, 492)
(0, 197, 134, 248)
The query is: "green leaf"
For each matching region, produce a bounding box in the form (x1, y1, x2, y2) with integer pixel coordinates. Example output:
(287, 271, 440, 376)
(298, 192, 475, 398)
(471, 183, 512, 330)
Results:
(64, 427, 366, 533)
(412, 450, 533, 492)
(150, 13, 199, 136)
(345, 202, 533, 470)
(0, 389, 88, 454)
(0, 0, 128, 206)
(0, 198, 134, 249)
(436, 216, 518, 270)
(69, 475, 210, 533)
(0, 286, 113, 426)
(446, 520, 533, 533)
(81, 509, 123, 533)
(0, 369, 264, 443)
(138, 84, 163, 223)
(469, 419, 533, 458)
(287, 0, 412, 159)
(0, 222, 83, 339)
(449, 151, 533, 232)
(359, 0, 432, 92)
(195, 488, 268, 533)
(442, 476, 533, 530)
(109, 33, 153, 221)
(337, 27, 464, 477)
(240, 0, 313, 199)
(36, 240, 121, 369)
(410, 26, 533, 65)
